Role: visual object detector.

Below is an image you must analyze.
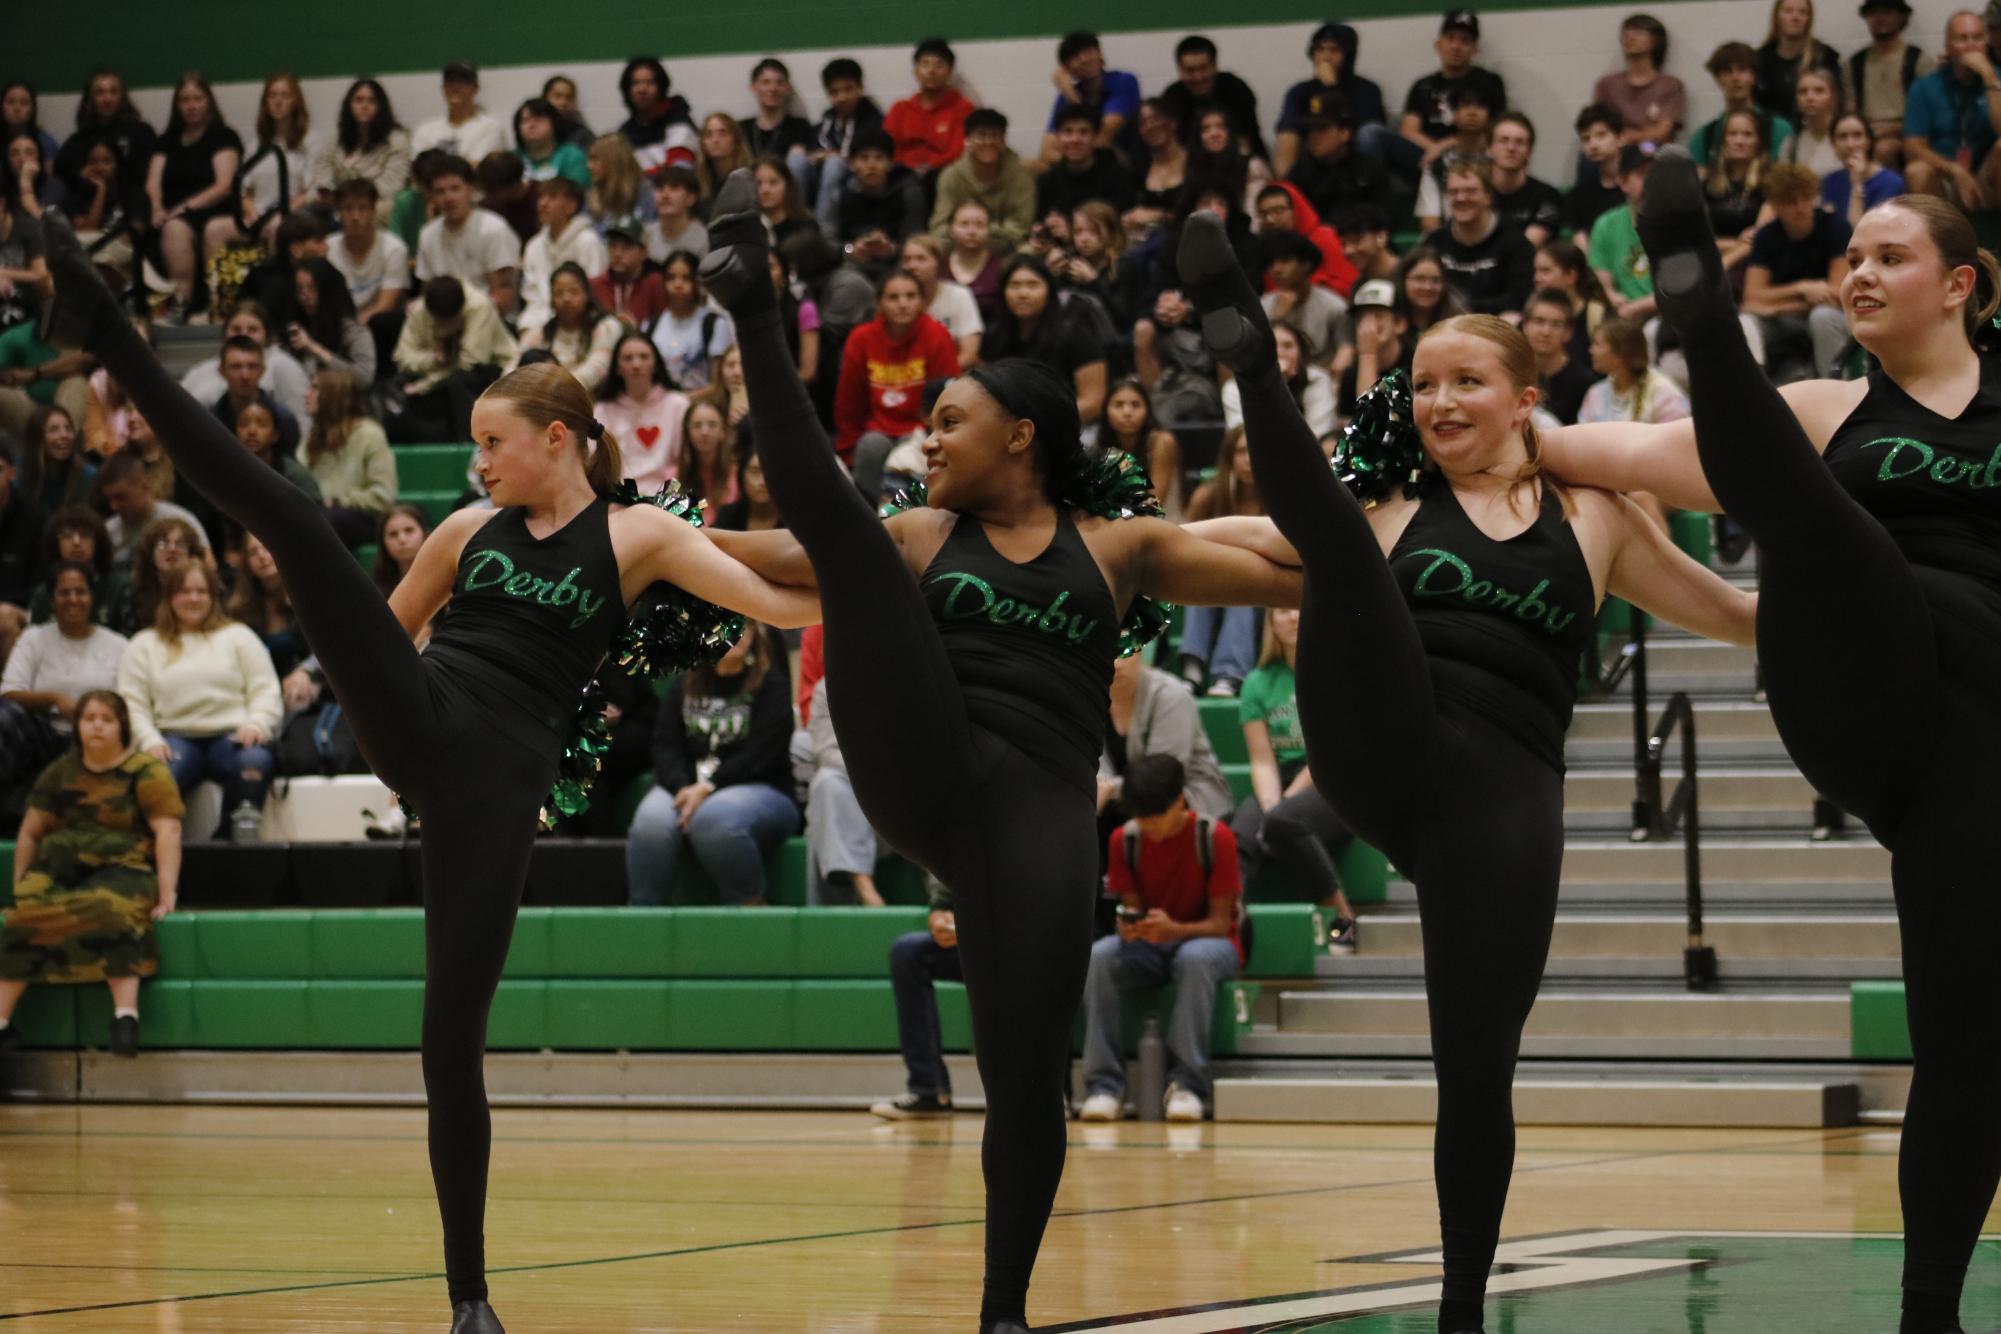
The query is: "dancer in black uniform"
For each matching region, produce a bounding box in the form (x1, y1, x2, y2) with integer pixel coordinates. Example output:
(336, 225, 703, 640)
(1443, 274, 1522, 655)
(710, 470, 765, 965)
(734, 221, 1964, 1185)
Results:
(1544, 156, 2001, 1334)
(694, 170, 1299, 1333)
(1172, 215, 1758, 1333)
(39, 217, 818, 1334)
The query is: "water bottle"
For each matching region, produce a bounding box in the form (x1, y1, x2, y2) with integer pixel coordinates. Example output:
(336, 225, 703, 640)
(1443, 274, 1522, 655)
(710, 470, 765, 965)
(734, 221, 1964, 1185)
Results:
(1135, 1013, 1167, 1121)
(230, 800, 265, 845)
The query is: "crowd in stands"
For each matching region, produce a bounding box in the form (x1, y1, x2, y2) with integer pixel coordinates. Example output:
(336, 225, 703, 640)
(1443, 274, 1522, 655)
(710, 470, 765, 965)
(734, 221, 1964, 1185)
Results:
(1, 0, 1987, 1106)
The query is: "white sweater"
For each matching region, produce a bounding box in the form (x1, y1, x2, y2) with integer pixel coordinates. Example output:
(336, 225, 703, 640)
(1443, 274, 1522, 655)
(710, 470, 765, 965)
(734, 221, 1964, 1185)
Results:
(117, 624, 283, 751)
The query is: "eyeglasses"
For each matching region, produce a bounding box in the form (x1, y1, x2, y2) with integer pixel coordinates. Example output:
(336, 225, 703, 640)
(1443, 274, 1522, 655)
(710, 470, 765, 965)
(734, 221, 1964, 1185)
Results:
(154, 537, 191, 551)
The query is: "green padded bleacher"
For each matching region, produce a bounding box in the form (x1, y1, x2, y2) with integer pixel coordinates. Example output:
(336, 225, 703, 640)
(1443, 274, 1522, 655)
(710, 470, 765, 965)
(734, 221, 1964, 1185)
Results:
(1198, 697, 1247, 764)
(1851, 981, 1910, 1060)
(391, 443, 474, 490)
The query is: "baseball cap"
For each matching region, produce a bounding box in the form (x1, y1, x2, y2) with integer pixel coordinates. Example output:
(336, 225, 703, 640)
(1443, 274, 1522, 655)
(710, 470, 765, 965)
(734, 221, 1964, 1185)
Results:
(1352, 279, 1396, 311)
(1617, 141, 1657, 174)
(1441, 9, 1480, 37)
(603, 216, 645, 245)
(1858, 0, 1912, 13)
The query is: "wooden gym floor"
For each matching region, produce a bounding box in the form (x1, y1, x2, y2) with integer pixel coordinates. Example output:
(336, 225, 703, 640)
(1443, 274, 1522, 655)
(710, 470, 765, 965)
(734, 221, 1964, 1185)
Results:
(0, 1105, 1994, 1332)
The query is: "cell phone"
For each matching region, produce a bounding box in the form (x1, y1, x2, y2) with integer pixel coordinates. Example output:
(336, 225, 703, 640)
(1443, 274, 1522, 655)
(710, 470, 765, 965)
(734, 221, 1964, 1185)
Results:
(1115, 906, 1144, 923)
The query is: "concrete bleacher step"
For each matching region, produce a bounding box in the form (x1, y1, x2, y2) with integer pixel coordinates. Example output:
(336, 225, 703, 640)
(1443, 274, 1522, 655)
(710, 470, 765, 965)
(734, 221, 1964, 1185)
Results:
(1565, 699, 1790, 765)
(1249, 988, 1854, 1060)
(1555, 837, 1888, 883)
(1212, 1072, 1859, 1128)
(1560, 765, 1818, 833)
(153, 323, 220, 378)
(1600, 637, 1761, 696)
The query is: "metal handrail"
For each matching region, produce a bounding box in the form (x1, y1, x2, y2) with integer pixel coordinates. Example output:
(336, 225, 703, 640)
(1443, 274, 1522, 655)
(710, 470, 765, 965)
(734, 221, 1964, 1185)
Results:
(1632, 690, 1715, 991)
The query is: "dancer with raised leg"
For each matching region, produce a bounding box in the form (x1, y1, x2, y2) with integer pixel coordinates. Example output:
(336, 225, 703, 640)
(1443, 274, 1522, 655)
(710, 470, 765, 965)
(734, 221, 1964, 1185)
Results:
(39, 216, 818, 1334)
(1172, 212, 1757, 1334)
(1543, 150, 2001, 1334)
(695, 169, 1299, 1332)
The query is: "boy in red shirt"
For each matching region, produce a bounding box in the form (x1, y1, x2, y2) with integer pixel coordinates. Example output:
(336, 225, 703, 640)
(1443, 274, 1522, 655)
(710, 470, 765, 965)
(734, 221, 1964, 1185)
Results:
(1080, 754, 1244, 1123)
(884, 38, 975, 180)
(833, 269, 960, 500)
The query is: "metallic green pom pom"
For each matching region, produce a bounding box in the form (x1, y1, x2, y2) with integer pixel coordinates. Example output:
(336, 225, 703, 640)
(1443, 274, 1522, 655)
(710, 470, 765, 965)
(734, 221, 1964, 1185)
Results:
(1331, 368, 1426, 505)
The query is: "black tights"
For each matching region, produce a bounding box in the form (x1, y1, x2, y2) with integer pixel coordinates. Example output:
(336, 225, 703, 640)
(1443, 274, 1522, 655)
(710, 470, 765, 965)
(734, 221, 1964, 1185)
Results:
(733, 302, 1096, 1330)
(84, 314, 553, 1310)
(1232, 356, 1564, 1332)
(1672, 305, 2001, 1332)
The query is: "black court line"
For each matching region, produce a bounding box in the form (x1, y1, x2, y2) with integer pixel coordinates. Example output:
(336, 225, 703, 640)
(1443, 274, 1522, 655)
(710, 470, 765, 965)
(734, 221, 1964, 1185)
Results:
(0, 1126, 1873, 1321)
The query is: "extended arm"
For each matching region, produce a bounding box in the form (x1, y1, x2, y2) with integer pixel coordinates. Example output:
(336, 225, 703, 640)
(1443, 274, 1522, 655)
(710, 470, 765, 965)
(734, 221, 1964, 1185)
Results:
(1134, 518, 1302, 609)
(1177, 516, 1301, 569)
(633, 506, 822, 628)
(705, 526, 818, 589)
(1540, 418, 1720, 513)
(1604, 493, 1758, 646)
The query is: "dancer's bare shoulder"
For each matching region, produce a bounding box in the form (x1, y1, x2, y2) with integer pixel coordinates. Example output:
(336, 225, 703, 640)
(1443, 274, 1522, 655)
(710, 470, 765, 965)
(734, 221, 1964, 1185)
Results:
(1778, 377, 1870, 452)
(884, 505, 959, 574)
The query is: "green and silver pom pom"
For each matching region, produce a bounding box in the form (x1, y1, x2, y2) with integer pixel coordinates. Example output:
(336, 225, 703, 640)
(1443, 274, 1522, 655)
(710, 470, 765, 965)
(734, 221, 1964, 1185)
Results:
(880, 449, 1173, 658)
(1331, 368, 1426, 506)
(540, 680, 613, 829)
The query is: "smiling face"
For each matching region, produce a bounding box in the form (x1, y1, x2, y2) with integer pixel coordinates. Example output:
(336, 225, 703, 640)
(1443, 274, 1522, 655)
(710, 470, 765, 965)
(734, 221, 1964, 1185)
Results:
(1138, 103, 1174, 149)
(1411, 328, 1537, 471)
(1404, 259, 1445, 311)
(243, 533, 279, 583)
(1177, 51, 1217, 97)
(920, 378, 1034, 510)
(51, 568, 93, 634)
(753, 67, 791, 111)
(40, 408, 75, 463)
(1197, 112, 1231, 155)
(1446, 171, 1490, 228)
(1533, 250, 1570, 293)
(1842, 204, 1976, 354)
(1003, 266, 1051, 321)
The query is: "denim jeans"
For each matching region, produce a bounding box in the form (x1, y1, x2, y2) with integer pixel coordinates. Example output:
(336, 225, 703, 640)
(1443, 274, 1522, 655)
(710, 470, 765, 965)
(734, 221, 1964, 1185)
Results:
(1179, 605, 1261, 681)
(625, 782, 801, 906)
(889, 930, 964, 1096)
(162, 732, 273, 835)
(813, 155, 849, 238)
(1081, 933, 1240, 1102)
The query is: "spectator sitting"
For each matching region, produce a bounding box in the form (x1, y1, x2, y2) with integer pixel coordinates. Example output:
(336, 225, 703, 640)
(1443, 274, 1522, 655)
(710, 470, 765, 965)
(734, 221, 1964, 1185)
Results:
(1534, 241, 1611, 362)
(1757, 0, 1844, 123)
(120, 406, 178, 501)
(884, 38, 975, 179)
(300, 368, 396, 548)
(513, 97, 590, 189)
(413, 155, 520, 318)
(1259, 231, 1349, 367)
(1080, 752, 1245, 1122)
(626, 623, 799, 907)
(54, 70, 155, 219)
(834, 130, 927, 274)
(1422, 159, 1536, 320)
(739, 59, 816, 189)
(0, 689, 181, 1057)
(1589, 144, 1661, 323)
(836, 269, 961, 500)
(1848, 0, 1933, 165)
(1394, 245, 1469, 343)
(1568, 103, 1629, 237)
(327, 179, 409, 374)
(1186, 105, 1273, 215)
(1054, 202, 1143, 337)
(179, 303, 309, 424)
(593, 219, 667, 329)
(117, 561, 280, 839)
(1036, 107, 1137, 218)
(868, 868, 962, 1120)
(615, 58, 698, 173)
(596, 333, 688, 493)
(1339, 279, 1412, 420)
(1232, 607, 1360, 953)
(95, 453, 208, 569)
(222, 401, 321, 553)
(516, 264, 621, 392)
(56, 132, 133, 282)
(1690, 42, 1795, 166)
(542, 76, 594, 150)
(410, 61, 505, 165)
(1743, 161, 1852, 380)
(648, 252, 734, 392)
(1126, 100, 1191, 242)
(200, 334, 304, 472)
(1, 564, 127, 787)
(942, 200, 1006, 322)
(981, 254, 1108, 426)
(1488, 113, 1563, 247)
(710, 450, 782, 532)
(144, 73, 243, 322)
(1, 84, 55, 165)
(518, 177, 606, 328)
(1132, 180, 1265, 395)
(475, 150, 541, 244)
(371, 503, 431, 601)
(1100, 652, 1233, 837)
(0, 433, 33, 663)
(765, 248, 822, 383)
(1593, 12, 1686, 147)
(1040, 31, 1142, 167)
(754, 157, 821, 253)
(1335, 203, 1396, 284)
(1101, 378, 1182, 517)
(388, 277, 519, 442)
(1286, 105, 1395, 226)
(1223, 322, 1335, 439)
(812, 58, 887, 229)
(1902, 9, 2001, 207)
(1822, 111, 1907, 223)
(308, 79, 410, 217)
(1782, 68, 1845, 175)
(0, 168, 48, 333)
(695, 114, 754, 207)
(797, 674, 884, 907)
(1390, 10, 1508, 181)
(0, 320, 91, 441)
(899, 233, 983, 367)
(1177, 429, 1263, 695)
(647, 165, 709, 262)
(283, 258, 375, 384)
(1706, 109, 1774, 272)
(676, 399, 739, 508)
(1412, 88, 1494, 232)
(226, 534, 306, 678)
(1161, 35, 1268, 160)
(1276, 23, 1389, 178)
(21, 405, 91, 513)
(6, 128, 63, 222)
(27, 506, 111, 626)
(107, 515, 207, 639)
(1257, 184, 1358, 300)
(1523, 288, 1597, 425)
(209, 74, 310, 251)
(1579, 316, 1690, 424)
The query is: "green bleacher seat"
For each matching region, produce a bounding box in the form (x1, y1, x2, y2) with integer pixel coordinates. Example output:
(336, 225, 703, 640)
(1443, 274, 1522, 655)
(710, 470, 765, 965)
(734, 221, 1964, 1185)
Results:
(352, 542, 379, 570)
(403, 489, 462, 527)
(1198, 697, 1248, 764)
(390, 443, 475, 490)
(1851, 981, 1910, 1060)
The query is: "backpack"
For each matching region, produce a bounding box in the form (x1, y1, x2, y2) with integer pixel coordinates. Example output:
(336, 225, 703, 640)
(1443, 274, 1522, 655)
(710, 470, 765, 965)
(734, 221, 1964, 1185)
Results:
(1118, 815, 1253, 954)
(1847, 43, 1924, 112)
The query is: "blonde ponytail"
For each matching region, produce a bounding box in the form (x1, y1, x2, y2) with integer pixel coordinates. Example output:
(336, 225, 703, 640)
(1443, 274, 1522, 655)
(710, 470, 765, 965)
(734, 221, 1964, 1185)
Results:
(585, 423, 624, 495)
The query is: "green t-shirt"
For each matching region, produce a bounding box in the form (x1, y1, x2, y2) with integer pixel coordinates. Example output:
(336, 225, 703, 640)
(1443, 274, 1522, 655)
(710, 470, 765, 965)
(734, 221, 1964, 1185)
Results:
(1239, 661, 1306, 767)
(1587, 204, 1651, 302)
(0, 321, 61, 405)
(525, 143, 592, 190)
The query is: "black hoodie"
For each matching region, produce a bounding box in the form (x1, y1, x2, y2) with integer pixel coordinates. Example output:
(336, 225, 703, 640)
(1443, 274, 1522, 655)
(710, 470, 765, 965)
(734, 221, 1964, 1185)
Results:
(1279, 24, 1387, 131)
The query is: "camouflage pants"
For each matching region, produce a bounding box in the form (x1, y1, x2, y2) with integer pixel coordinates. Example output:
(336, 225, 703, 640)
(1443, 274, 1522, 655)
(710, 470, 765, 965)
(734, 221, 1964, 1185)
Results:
(1, 864, 160, 983)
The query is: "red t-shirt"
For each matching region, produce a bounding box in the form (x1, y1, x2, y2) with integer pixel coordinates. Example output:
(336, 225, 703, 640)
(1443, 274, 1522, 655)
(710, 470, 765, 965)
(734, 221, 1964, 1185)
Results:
(832, 314, 961, 453)
(1107, 815, 1244, 963)
(885, 88, 975, 171)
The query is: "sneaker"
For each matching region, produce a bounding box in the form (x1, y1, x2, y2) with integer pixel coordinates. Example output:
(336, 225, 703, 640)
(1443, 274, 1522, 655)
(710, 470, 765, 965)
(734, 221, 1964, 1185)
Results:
(362, 805, 410, 840)
(869, 1091, 953, 1120)
(1164, 1086, 1205, 1122)
(1327, 917, 1359, 955)
(1078, 1091, 1123, 1122)
(1204, 676, 1241, 698)
(109, 1015, 140, 1058)
(1176, 654, 1206, 691)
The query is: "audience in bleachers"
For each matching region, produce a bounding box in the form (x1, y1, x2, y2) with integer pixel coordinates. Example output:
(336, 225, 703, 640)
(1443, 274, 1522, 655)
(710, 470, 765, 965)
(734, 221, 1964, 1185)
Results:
(310, 80, 410, 223)
(369, 502, 429, 601)
(835, 268, 959, 500)
(513, 262, 621, 391)
(884, 38, 974, 183)
(1903, 9, 2001, 206)
(1178, 430, 1264, 698)
(801, 675, 885, 908)
(596, 333, 688, 493)
(300, 368, 395, 547)
(0, 562, 126, 785)
(1824, 111, 1907, 221)
(20, 404, 90, 513)
(615, 58, 696, 175)
(389, 277, 516, 441)
(108, 515, 207, 638)
(1595, 13, 1686, 148)
(870, 873, 961, 1119)
(96, 451, 207, 567)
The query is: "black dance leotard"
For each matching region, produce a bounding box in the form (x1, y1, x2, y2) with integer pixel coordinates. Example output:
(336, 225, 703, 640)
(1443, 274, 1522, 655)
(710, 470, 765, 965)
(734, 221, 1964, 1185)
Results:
(921, 509, 1120, 791)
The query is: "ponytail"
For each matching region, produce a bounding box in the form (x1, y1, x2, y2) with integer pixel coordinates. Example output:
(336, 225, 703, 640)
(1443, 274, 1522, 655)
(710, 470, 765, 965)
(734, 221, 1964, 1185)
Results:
(584, 420, 624, 494)
(480, 362, 627, 497)
(1973, 247, 2001, 346)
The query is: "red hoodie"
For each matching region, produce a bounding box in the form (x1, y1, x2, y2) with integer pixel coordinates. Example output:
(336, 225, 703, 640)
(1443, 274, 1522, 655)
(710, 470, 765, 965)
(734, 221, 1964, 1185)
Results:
(833, 314, 961, 455)
(884, 87, 974, 171)
(1267, 181, 1359, 299)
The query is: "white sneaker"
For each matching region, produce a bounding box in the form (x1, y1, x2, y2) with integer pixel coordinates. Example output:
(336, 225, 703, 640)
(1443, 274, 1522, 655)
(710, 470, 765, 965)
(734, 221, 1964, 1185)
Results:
(1078, 1091, 1122, 1122)
(1164, 1086, 1205, 1122)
